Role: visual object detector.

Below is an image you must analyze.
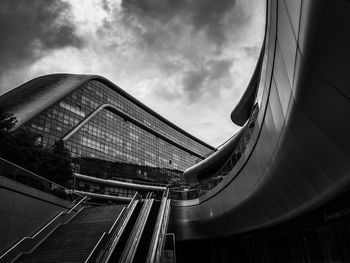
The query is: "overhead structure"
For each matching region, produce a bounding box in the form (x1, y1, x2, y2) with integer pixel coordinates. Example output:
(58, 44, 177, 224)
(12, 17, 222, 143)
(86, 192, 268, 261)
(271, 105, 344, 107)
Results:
(171, 0, 350, 241)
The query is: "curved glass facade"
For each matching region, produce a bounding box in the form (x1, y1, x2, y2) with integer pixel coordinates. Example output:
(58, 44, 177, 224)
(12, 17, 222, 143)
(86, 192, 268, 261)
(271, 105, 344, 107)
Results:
(22, 78, 214, 186)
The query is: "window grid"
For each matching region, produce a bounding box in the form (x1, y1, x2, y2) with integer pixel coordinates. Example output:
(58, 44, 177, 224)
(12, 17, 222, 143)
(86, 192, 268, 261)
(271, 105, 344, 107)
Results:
(23, 80, 213, 184)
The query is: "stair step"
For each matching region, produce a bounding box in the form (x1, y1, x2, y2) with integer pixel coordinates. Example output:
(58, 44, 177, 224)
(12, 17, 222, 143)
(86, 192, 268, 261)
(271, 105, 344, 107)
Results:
(15, 204, 126, 263)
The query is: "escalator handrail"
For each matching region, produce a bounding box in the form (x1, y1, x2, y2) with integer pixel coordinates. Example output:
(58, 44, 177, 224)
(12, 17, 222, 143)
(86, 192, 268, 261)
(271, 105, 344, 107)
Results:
(154, 199, 171, 262)
(146, 190, 169, 262)
(101, 192, 141, 262)
(85, 232, 106, 263)
(102, 201, 139, 262)
(119, 193, 154, 263)
(108, 207, 127, 235)
(146, 189, 170, 263)
(85, 206, 126, 263)
(123, 192, 141, 210)
(120, 197, 153, 262)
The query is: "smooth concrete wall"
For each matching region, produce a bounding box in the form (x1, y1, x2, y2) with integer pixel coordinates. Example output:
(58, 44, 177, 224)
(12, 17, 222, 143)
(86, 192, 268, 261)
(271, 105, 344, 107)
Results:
(0, 176, 73, 254)
(170, 0, 350, 240)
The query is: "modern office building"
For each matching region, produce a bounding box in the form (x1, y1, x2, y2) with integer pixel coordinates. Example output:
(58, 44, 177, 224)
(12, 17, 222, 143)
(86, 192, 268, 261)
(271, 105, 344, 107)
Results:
(0, 74, 214, 196)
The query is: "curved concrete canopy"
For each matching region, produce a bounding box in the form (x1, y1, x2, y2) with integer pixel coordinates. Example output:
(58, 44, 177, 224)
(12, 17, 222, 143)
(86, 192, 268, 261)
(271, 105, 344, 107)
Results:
(170, 0, 350, 241)
(230, 50, 264, 126)
(183, 124, 246, 182)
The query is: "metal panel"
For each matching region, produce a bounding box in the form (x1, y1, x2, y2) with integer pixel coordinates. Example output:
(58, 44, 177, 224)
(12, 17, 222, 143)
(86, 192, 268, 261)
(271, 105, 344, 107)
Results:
(170, 0, 350, 241)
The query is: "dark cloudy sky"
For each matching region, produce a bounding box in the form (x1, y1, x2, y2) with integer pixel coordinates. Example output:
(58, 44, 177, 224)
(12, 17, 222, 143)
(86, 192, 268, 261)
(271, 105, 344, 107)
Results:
(0, 0, 265, 147)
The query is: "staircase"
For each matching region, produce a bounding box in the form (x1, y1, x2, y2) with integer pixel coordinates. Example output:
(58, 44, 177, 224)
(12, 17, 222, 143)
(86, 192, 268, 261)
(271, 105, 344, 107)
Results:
(15, 205, 125, 263)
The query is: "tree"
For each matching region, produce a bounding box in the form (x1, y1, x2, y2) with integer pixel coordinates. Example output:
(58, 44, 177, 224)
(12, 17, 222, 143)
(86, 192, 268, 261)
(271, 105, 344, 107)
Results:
(0, 108, 73, 188)
(0, 107, 17, 154)
(0, 106, 17, 133)
(38, 140, 73, 187)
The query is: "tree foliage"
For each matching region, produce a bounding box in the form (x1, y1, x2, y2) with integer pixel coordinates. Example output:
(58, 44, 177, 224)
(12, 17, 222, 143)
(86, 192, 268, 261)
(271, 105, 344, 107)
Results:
(0, 108, 72, 187)
(0, 107, 17, 132)
(38, 140, 73, 187)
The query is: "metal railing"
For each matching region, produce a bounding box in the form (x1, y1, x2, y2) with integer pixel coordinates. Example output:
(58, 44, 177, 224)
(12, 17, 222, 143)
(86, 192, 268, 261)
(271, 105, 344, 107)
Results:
(97, 192, 141, 262)
(0, 157, 82, 201)
(159, 233, 176, 263)
(199, 106, 258, 191)
(146, 189, 171, 263)
(0, 196, 88, 262)
(109, 176, 167, 188)
(170, 105, 259, 200)
(119, 192, 155, 262)
(194, 133, 238, 164)
(85, 203, 128, 262)
(169, 187, 199, 200)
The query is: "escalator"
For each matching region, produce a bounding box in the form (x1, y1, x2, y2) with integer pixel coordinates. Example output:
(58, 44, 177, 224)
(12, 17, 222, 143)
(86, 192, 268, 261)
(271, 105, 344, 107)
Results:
(133, 200, 160, 262)
(100, 190, 171, 263)
(103, 201, 143, 263)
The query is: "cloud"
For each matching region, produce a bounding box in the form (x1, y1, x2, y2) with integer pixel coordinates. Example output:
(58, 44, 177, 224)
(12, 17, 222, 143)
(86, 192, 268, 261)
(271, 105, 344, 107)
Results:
(0, 0, 265, 146)
(243, 46, 260, 57)
(0, 0, 82, 93)
(208, 58, 233, 80)
(108, 0, 256, 106)
(121, 0, 240, 48)
(101, 0, 111, 11)
(180, 58, 233, 101)
(182, 68, 208, 100)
